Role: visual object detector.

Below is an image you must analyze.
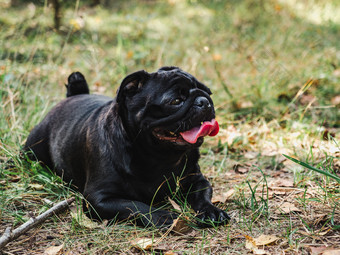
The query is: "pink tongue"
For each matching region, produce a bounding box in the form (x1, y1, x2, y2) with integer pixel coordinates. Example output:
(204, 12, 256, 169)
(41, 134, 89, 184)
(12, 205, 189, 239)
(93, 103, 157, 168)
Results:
(180, 119, 219, 144)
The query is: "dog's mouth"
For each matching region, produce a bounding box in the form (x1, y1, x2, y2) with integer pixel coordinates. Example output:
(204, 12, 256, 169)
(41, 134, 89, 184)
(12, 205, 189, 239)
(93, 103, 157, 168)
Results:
(153, 119, 219, 145)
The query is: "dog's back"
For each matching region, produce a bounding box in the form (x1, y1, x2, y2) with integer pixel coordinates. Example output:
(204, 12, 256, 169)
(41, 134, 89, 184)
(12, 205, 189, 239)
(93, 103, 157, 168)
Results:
(25, 72, 110, 186)
(65, 72, 90, 97)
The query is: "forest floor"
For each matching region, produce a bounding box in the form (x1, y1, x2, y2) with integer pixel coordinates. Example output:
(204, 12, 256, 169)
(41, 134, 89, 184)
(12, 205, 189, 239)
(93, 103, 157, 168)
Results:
(0, 0, 339, 254)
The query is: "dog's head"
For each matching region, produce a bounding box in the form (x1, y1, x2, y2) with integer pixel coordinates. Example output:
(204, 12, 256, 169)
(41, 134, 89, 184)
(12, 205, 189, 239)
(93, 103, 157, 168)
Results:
(116, 67, 219, 149)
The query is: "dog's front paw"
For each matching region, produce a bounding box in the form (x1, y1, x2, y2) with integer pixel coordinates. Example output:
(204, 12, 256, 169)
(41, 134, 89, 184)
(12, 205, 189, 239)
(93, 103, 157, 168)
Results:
(196, 204, 230, 228)
(138, 210, 178, 229)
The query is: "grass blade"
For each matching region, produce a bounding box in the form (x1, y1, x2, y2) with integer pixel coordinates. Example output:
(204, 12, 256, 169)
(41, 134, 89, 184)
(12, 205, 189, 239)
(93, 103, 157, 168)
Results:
(283, 154, 340, 183)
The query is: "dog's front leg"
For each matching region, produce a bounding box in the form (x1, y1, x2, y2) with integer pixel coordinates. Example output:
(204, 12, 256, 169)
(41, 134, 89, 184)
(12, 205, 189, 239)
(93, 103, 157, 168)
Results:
(182, 169, 230, 227)
(84, 192, 176, 228)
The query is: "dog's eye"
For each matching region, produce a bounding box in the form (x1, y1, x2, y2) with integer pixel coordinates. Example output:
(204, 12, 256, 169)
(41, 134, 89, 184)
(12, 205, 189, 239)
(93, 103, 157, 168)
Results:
(170, 98, 183, 105)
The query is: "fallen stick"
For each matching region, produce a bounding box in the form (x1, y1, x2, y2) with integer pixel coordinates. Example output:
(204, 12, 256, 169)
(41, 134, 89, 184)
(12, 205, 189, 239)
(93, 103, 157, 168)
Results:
(0, 197, 75, 250)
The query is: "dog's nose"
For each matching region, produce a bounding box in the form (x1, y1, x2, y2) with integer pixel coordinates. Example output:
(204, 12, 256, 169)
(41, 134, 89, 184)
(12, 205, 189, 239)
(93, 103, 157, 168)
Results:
(194, 97, 211, 109)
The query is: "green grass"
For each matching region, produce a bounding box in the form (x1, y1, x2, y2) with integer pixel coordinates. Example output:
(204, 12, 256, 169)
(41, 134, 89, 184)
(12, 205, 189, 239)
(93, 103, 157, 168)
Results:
(0, 0, 339, 254)
(284, 154, 340, 183)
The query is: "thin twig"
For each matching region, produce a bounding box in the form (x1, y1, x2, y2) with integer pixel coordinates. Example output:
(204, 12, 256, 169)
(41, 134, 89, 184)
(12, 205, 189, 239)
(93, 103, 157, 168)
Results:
(0, 198, 75, 250)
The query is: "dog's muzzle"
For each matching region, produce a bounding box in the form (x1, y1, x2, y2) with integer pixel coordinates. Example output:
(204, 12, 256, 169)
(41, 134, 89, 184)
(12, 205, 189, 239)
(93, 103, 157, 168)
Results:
(147, 88, 219, 145)
(145, 88, 213, 129)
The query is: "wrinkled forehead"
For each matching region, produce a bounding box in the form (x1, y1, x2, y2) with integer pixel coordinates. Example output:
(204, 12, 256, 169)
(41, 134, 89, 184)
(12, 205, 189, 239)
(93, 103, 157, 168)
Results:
(150, 69, 198, 90)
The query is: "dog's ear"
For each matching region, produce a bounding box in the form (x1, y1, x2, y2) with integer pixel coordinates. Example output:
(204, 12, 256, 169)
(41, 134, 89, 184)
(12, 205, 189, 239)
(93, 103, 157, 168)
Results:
(116, 70, 150, 103)
(196, 81, 212, 95)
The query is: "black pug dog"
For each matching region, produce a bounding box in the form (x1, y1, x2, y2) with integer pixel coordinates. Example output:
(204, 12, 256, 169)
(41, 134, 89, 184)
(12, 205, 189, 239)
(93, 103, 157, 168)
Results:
(25, 66, 230, 228)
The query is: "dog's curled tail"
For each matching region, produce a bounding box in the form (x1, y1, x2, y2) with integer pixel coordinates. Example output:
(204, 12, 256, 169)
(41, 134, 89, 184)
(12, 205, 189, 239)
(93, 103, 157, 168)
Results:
(65, 72, 90, 97)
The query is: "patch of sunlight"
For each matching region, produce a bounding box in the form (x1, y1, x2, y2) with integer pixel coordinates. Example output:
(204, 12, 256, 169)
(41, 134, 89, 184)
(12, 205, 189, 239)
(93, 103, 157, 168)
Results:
(85, 16, 104, 31)
(0, 0, 10, 8)
(146, 1, 213, 37)
(279, 0, 340, 24)
(79, 2, 213, 38)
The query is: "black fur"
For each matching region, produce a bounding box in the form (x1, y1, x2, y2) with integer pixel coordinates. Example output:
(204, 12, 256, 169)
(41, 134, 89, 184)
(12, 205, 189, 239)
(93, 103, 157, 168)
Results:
(65, 71, 89, 97)
(25, 67, 230, 228)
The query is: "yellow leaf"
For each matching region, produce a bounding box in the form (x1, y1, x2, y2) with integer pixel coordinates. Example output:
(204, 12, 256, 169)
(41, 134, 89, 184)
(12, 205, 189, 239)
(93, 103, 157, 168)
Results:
(69, 17, 85, 31)
(245, 234, 257, 249)
(274, 4, 282, 12)
(212, 54, 222, 61)
(245, 234, 273, 254)
(126, 51, 134, 59)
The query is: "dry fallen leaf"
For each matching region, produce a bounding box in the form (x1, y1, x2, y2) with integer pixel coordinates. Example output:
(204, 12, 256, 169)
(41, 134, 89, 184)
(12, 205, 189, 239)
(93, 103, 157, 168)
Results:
(212, 189, 235, 203)
(44, 244, 64, 255)
(70, 207, 100, 229)
(168, 197, 181, 212)
(131, 238, 155, 251)
(171, 217, 192, 235)
(254, 234, 280, 246)
(275, 202, 301, 214)
(234, 164, 250, 174)
(269, 178, 294, 188)
(244, 235, 268, 254)
(164, 251, 179, 255)
(245, 234, 257, 249)
(307, 245, 328, 255)
(322, 249, 340, 255)
(307, 246, 340, 255)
